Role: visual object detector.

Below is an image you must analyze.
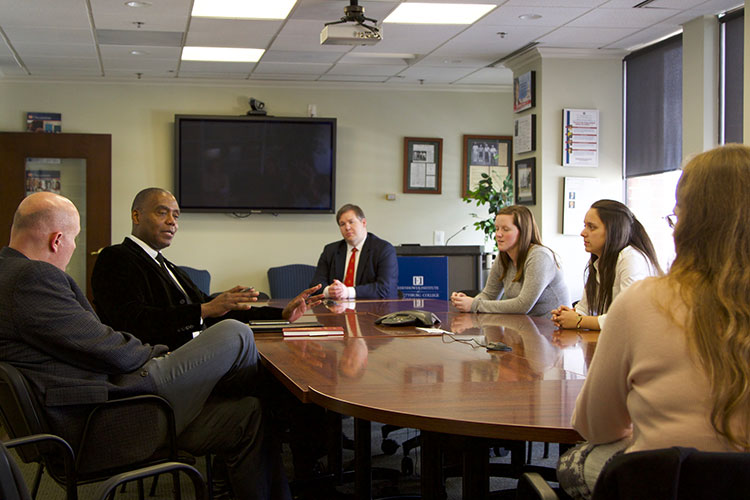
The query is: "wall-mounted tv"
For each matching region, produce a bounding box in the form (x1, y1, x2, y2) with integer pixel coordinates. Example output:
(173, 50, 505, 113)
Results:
(175, 114, 336, 213)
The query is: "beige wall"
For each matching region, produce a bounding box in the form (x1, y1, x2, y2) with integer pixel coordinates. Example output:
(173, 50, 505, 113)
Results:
(506, 50, 625, 302)
(0, 81, 511, 293)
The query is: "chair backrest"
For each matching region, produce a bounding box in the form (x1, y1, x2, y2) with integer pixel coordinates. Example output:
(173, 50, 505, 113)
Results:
(0, 441, 31, 500)
(267, 264, 316, 299)
(178, 265, 211, 295)
(0, 362, 50, 464)
(592, 446, 750, 500)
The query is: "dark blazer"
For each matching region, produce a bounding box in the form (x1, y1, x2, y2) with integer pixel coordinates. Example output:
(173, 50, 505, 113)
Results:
(0, 246, 165, 450)
(91, 238, 282, 350)
(310, 232, 398, 299)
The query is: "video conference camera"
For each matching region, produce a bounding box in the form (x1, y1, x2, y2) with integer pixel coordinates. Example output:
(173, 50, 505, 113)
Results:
(247, 98, 267, 116)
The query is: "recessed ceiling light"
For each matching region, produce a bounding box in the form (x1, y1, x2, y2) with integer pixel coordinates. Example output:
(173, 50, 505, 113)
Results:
(384, 3, 496, 25)
(182, 46, 265, 63)
(192, 0, 297, 20)
(518, 13, 542, 21)
(130, 50, 148, 55)
(124, 1, 151, 7)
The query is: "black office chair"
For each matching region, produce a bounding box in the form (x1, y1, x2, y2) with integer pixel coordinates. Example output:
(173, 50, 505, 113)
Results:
(1, 433, 206, 500)
(517, 446, 750, 500)
(0, 361, 187, 500)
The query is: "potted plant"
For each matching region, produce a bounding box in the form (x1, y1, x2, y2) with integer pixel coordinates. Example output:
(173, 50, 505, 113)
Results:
(462, 172, 514, 246)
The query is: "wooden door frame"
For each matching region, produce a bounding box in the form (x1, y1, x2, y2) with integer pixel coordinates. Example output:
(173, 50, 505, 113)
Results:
(0, 132, 111, 301)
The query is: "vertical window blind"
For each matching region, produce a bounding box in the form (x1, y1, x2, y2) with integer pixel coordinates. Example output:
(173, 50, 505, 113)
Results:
(721, 9, 744, 144)
(624, 35, 683, 178)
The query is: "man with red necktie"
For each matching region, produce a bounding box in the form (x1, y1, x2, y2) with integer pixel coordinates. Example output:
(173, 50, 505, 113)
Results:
(310, 204, 398, 300)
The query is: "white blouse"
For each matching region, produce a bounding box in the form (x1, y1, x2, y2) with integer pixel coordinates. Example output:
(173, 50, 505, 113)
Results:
(574, 245, 657, 328)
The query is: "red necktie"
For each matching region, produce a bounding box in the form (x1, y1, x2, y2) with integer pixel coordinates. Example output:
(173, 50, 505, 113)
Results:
(343, 248, 357, 287)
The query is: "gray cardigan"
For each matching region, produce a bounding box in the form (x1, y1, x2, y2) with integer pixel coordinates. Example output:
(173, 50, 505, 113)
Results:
(471, 245, 570, 316)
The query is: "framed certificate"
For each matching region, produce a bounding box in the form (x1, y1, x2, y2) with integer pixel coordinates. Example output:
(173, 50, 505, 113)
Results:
(403, 137, 442, 194)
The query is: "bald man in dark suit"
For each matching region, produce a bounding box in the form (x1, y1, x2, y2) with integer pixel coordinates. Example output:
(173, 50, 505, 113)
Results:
(0, 192, 311, 500)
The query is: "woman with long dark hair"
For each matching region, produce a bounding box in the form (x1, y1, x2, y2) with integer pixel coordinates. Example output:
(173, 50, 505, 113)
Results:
(451, 205, 569, 316)
(557, 144, 750, 499)
(551, 199, 661, 330)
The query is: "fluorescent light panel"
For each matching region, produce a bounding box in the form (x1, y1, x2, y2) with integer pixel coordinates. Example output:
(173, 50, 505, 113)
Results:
(192, 0, 297, 20)
(182, 47, 265, 62)
(384, 3, 495, 25)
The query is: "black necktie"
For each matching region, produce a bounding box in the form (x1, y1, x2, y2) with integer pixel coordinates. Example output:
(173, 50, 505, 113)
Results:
(156, 253, 191, 304)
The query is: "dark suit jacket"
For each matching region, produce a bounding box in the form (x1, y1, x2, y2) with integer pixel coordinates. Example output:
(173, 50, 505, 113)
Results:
(0, 246, 166, 451)
(91, 238, 282, 350)
(310, 232, 398, 299)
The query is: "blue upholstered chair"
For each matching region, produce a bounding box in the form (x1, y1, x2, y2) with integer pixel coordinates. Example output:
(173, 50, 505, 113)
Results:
(267, 264, 316, 299)
(178, 266, 211, 296)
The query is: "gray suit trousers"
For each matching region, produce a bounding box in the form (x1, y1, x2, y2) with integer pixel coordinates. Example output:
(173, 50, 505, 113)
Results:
(145, 319, 290, 500)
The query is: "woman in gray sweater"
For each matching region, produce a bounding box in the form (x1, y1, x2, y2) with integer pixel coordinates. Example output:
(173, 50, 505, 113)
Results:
(450, 205, 569, 316)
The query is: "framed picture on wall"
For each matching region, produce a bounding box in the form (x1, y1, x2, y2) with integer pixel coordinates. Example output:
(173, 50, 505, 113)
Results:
(514, 157, 536, 205)
(462, 135, 513, 198)
(403, 137, 442, 194)
(513, 71, 536, 113)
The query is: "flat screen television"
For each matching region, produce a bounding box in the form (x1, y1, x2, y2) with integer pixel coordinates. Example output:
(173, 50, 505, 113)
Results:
(174, 114, 336, 213)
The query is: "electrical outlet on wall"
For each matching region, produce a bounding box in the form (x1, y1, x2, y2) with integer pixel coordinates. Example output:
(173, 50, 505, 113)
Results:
(433, 230, 445, 245)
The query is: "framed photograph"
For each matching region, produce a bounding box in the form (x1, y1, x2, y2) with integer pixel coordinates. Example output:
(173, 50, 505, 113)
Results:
(462, 135, 513, 198)
(514, 158, 536, 205)
(513, 71, 536, 113)
(403, 137, 442, 194)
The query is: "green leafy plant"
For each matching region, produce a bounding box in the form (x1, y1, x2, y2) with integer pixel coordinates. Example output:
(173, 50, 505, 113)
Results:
(463, 173, 514, 244)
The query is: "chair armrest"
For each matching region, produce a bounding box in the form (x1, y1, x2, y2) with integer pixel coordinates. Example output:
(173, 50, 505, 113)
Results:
(517, 472, 559, 500)
(92, 462, 206, 500)
(4, 433, 77, 489)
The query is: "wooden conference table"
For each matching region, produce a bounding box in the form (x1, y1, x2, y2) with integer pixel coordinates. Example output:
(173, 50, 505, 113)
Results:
(255, 298, 598, 499)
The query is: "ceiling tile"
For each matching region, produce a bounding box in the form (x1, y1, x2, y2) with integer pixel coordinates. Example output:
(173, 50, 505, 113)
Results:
(186, 18, 283, 48)
(453, 66, 513, 85)
(179, 60, 255, 73)
(0, 0, 90, 28)
(253, 61, 332, 74)
(539, 27, 637, 46)
(479, 5, 592, 27)
(97, 29, 183, 47)
(326, 62, 405, 76)
(12, 42, 98, 58)
(318, 74, 388, 82)
(262, 50, 342, 63)
(2, 26, 92, 45)
(91, 0, 189, 31)
(251, 73, 320, 81)
(568, 7, 680, 28)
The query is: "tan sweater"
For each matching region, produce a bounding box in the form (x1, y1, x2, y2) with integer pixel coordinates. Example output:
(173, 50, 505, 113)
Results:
(572, 277, 741, 453)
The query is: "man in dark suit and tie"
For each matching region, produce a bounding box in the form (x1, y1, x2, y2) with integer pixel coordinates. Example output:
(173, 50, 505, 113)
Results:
(92, 187, 319, 350)
(0, 192, 314, 500)
(310, 204, 398, 299)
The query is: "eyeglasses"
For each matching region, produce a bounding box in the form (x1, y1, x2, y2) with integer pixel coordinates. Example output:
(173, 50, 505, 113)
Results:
(665, 213, 677, 229)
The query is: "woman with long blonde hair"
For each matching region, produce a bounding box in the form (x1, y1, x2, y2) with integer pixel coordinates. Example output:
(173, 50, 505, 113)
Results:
(557, 144, 750, 499)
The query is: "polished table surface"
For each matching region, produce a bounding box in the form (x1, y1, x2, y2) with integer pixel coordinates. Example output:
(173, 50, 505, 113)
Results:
(256, 298, 597, 444)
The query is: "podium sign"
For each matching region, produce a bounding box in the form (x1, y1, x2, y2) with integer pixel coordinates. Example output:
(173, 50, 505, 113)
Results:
(397, 256, 449, 300)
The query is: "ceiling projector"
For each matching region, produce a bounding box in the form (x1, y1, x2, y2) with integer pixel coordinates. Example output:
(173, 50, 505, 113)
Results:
(321, 0, 381, 46)
(320, 24, 382, 45)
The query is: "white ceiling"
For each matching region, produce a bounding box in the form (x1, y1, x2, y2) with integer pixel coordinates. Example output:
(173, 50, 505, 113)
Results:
(0, 0, 742, 87)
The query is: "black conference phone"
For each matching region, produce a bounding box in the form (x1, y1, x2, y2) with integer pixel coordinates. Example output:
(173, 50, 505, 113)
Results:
(374, 309, 440, 327)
